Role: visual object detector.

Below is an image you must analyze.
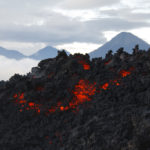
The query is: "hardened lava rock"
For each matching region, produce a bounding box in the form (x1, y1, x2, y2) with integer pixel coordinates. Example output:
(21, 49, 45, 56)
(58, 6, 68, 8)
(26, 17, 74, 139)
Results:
(1, 47, 150, 150)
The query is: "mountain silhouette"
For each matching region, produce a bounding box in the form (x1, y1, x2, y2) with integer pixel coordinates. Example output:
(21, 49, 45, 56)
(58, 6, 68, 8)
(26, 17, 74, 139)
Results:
(0, 46, 26, 60)
(89, 32, 150, 58)
(0, 46, 69, 60)
(29, 46, 70, 60)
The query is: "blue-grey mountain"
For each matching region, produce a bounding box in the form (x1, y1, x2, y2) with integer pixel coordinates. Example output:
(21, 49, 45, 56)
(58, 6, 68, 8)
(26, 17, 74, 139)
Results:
(89, 32, 150, 58)
(0, 46, 69, 60)
(0, 46, 26, 60)
(29, 46, 70, 60)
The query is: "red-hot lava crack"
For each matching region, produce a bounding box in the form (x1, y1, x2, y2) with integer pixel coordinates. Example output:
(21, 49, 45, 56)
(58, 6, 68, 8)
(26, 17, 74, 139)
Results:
(2, 49, 150, 150)
(13, 68, 133, 114)
(13, 93, 41, 113)
(78, 60, 90, 70)
(75, 55, 91, 70)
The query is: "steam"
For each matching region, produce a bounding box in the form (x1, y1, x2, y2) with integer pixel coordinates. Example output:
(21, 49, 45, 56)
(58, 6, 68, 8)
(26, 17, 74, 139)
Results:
(0, 56, 39, 81)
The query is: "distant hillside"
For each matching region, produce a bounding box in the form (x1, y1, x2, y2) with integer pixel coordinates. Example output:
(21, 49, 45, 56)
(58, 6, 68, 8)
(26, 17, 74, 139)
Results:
(29, 46, 70, 60)
(89, 32, 150, 58)
(0, 46, 70, 60)
(0, 47, 26, 60)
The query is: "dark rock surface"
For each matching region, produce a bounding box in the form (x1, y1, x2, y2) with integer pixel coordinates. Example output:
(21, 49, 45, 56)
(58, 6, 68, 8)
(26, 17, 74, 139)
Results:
(1, 48, 150, 150)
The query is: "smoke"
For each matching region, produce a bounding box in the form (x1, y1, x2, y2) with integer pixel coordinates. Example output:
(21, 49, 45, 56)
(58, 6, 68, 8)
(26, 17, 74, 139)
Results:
(0, 56, 39, 81)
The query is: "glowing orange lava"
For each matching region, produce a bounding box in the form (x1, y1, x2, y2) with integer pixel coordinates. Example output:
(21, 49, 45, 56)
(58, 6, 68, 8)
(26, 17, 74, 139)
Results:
(101, 83, 109, 90)
(48, 108, 56, 113)
(11, 65, 135, 147)
(28, 102, 35, 107)
(47, 79, 96, 113)
(120, 70, 131, 77)
(112, 80, 120, 86)
(83, 64, 90, 70)
(13, 93, 41, 113)
(19, 93, 24, 99)
(60, 106, 64, 111)
(70, 79, 96, 107)
(12, 67, 134, 114)
(78, 60, 90, 70)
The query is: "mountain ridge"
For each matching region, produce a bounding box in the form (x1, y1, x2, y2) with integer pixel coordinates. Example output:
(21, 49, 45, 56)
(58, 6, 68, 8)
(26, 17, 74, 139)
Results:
(89, 32, 150, 58)
(0, 45, 69, 60)
(29, 46, 70, 60)
(0, 46, 27, 60)
(0, 32, 150, 60)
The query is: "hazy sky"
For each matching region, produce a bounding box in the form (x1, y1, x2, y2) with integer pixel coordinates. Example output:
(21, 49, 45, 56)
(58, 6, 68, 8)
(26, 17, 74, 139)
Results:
(0, 0, 150, 80)
(0, 0, 150, 55)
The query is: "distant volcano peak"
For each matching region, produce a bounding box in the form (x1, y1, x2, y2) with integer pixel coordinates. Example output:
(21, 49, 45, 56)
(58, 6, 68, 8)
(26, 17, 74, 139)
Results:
(89, 32, 150, 58)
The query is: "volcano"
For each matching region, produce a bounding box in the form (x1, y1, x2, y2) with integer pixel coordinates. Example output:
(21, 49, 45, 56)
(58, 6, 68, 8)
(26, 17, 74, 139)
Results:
(29, 46, 70, 60)
(89, 32, 150, 58)
(1, 47, 150, 150)
(0, 46, 27, 60)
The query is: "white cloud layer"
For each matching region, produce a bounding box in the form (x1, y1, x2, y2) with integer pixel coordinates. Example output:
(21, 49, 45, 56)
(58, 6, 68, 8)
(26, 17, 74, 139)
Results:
(0, 56, 39, 81)
(0, 0, 149, 54)
(56, 42, 101, 54)
(0, 41, 46, 55)
(59, 0, 120, 9)
(0, 0, 149, 80)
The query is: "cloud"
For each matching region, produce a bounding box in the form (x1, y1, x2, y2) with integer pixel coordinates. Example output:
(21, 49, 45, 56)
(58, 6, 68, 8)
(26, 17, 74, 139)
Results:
(0, 0, 149, 81)
(0, 11, 107, 44)
(0, 56, 39, 81)
(0, 8, 149, 47)
(85, 18, 150, 31)
(59, 0, 121, 9)
(121, 0, 150, 9)
(56, 42, 101, 54)
(0, 0, 149, 54)
(0, 41, 46, 55)
(100, 7, 150, 22)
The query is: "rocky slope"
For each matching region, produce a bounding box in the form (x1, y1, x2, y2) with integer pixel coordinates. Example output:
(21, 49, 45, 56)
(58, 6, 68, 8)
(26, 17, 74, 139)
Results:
(1, 47, 150, 150)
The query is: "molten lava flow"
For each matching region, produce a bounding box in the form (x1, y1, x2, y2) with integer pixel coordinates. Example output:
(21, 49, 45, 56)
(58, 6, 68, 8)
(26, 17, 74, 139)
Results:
(60, 106, 64, 111)
(12, 67, 134, 115)
(19, 100, 26, 104)
(101, 83, 109, 90)
(83, 64, 90, 70)
(99, 68, 134, 91)
(13, 93, 27, 104)
(48, 107, 56, 113)
(13, 92, 41, 113)
(112, 80, 120, 86)
(70, 80, 96, 108)
(120, 67, 134, 77)
(28, 102, 35, 107)
(99, 79, 121, 92)
(78, 60, 90, 70)
(19, 93, 24, 99)
(119, 70, 131, 77)
(47, 79, 96, 113)
(13, 94, 18, 98)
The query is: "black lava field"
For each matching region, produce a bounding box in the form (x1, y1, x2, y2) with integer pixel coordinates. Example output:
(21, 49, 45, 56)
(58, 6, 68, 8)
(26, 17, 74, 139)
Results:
(1, 46, 150, 150)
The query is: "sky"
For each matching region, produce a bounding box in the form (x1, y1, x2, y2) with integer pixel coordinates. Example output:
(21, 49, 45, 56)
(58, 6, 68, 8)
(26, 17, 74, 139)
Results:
(0, 0, 150, 80)
(0, 0, 149, 55)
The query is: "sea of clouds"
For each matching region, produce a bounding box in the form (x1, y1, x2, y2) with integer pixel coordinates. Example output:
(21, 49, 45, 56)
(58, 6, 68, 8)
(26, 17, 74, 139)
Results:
(0, 56, 39, 81)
